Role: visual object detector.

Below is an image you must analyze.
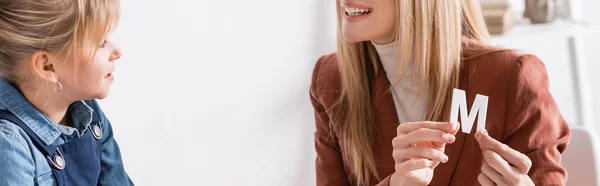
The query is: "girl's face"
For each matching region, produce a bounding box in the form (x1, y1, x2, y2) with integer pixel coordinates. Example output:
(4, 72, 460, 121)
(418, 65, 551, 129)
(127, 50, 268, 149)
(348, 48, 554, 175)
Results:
(340, 0, 397, 44)
(53, 38, 122, 101)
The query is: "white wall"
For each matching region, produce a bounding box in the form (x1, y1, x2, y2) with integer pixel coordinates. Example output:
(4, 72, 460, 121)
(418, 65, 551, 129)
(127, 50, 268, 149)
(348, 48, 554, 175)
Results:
(582, 0, 600, 24)
(99, 0, 336, 185)
(581, 0, 600, 128)
(578, 30, 600, 134)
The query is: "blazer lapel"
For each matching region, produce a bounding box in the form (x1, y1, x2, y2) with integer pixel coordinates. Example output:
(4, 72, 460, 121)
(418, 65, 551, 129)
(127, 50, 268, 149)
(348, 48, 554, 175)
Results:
(430, 62, 471, 186)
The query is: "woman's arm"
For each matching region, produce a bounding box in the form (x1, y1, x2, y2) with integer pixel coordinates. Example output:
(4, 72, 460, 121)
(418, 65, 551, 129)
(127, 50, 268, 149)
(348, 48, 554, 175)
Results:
(311, 55, 351, 186)
(312, 55, 399, 186)
(477, 54, 570, 186)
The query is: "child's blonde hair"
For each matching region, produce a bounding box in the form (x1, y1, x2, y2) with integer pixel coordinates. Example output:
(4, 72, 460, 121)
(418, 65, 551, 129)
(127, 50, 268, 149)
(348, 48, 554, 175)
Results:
(0, 0, 120, 84)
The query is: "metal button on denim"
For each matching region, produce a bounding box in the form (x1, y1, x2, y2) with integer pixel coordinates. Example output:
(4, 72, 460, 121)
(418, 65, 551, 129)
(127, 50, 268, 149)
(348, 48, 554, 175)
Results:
(92, 125, 102, 140)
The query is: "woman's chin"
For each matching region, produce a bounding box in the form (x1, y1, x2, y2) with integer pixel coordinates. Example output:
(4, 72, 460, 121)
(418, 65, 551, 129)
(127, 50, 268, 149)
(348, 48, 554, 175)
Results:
(342, 36, 368, 43)
(342, 31, 370, 43)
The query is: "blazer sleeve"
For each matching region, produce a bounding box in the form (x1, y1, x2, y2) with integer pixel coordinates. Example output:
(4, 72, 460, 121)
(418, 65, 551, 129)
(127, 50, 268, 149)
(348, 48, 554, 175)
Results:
(311, 55, 351, 186)
(311, 55, 393, 186)
(501, 54, 570, 185)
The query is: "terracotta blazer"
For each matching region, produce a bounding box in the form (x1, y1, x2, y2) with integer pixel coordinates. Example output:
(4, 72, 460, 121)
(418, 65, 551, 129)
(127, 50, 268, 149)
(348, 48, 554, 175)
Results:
(310, 39, 570, 186)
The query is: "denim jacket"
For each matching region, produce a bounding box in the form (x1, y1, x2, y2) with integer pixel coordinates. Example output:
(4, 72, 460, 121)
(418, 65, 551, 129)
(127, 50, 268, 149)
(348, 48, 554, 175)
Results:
(0, 79, 134, 186)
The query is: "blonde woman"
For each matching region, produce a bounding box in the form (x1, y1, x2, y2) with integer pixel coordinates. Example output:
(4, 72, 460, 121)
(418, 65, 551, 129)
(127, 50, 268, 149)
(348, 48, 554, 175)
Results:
(0, 0, 133, 185)
(310, 0, 570, 185)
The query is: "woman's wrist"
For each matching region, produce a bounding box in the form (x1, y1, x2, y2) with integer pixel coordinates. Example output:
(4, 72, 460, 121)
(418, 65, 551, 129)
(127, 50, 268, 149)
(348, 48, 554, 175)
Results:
(390, 172, 424, 186)
(389, 173, 400, 186)
(389, 172, 406, 186)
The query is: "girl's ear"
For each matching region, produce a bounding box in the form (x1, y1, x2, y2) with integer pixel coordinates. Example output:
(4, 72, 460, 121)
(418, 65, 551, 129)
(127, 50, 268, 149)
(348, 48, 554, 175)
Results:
(30, 51, 59, 83)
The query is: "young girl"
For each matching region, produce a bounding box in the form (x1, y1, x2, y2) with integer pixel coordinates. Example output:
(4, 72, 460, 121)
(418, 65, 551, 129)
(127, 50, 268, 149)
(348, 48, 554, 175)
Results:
(0, 0, 133, 185)
(311, 0, 570, 186)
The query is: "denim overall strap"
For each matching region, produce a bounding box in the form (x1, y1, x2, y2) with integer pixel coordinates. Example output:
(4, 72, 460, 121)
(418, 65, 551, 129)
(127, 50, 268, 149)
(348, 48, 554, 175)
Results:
(0, 100, 104, 186)
(0, 110, 68, 183)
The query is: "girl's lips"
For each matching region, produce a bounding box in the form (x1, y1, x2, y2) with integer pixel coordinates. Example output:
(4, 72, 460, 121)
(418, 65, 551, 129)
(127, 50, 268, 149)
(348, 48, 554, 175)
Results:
(105, 72, 114, 80)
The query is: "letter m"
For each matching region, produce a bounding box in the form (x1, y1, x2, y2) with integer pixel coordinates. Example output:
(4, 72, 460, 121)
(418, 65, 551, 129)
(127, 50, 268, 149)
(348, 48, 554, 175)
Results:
(449, 89, 489, 134)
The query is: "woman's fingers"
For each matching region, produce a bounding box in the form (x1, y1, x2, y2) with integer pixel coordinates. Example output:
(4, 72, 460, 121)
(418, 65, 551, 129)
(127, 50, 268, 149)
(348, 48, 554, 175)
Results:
(482, 150, 521, 184)
(478, 173, 496, 186)
(397, 121, 456, 135)
(395, 158, 434, 175)
(393, 147, 449, 163)
(481, 162, 505, 184)
(394, 128, 456, 148)
(476, 131, 532, 172)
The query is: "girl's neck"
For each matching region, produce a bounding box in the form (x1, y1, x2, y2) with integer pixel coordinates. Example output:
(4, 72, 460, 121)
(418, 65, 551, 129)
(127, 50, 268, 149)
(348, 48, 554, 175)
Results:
(18, 83, 73, 126)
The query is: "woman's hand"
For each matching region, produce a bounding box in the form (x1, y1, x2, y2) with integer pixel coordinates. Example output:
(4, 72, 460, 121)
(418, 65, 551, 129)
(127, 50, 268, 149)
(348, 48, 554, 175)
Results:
(390, 122, 459, 186)
(476, 131, 535, 186)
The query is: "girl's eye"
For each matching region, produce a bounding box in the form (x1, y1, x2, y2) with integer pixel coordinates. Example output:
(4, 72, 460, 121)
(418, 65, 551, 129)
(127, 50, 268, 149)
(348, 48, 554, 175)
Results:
(100, 40, 108, 48)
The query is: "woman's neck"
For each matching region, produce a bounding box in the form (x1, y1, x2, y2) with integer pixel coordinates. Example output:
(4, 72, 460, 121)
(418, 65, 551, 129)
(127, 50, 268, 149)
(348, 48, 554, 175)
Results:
(371, 40, 420, 86)
(18, 83, 73, 126)
(371, 40, 402, 75)
(371, 40, 397, 59)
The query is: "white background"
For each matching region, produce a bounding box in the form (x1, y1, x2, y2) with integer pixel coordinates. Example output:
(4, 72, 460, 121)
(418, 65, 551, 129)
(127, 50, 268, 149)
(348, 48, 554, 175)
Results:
(582, 0, 600, 133)
(101, 0, 599, 185)
(103, 0, 336, 185)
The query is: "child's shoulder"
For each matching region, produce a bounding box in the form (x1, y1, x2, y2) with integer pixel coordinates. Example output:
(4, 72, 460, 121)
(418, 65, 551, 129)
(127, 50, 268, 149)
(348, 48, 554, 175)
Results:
(0, 119, 33, 151)
(0, 118, 23, 136)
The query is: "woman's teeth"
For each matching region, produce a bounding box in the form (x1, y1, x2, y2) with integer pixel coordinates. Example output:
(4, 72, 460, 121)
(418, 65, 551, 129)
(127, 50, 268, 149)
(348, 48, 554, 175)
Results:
(345, 7, 372, 16)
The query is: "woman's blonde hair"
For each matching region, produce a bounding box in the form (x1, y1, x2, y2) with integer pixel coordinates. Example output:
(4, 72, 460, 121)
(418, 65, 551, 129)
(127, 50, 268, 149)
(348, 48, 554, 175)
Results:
(333, 0, 489, 185)
(0, 0, 120, 84)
